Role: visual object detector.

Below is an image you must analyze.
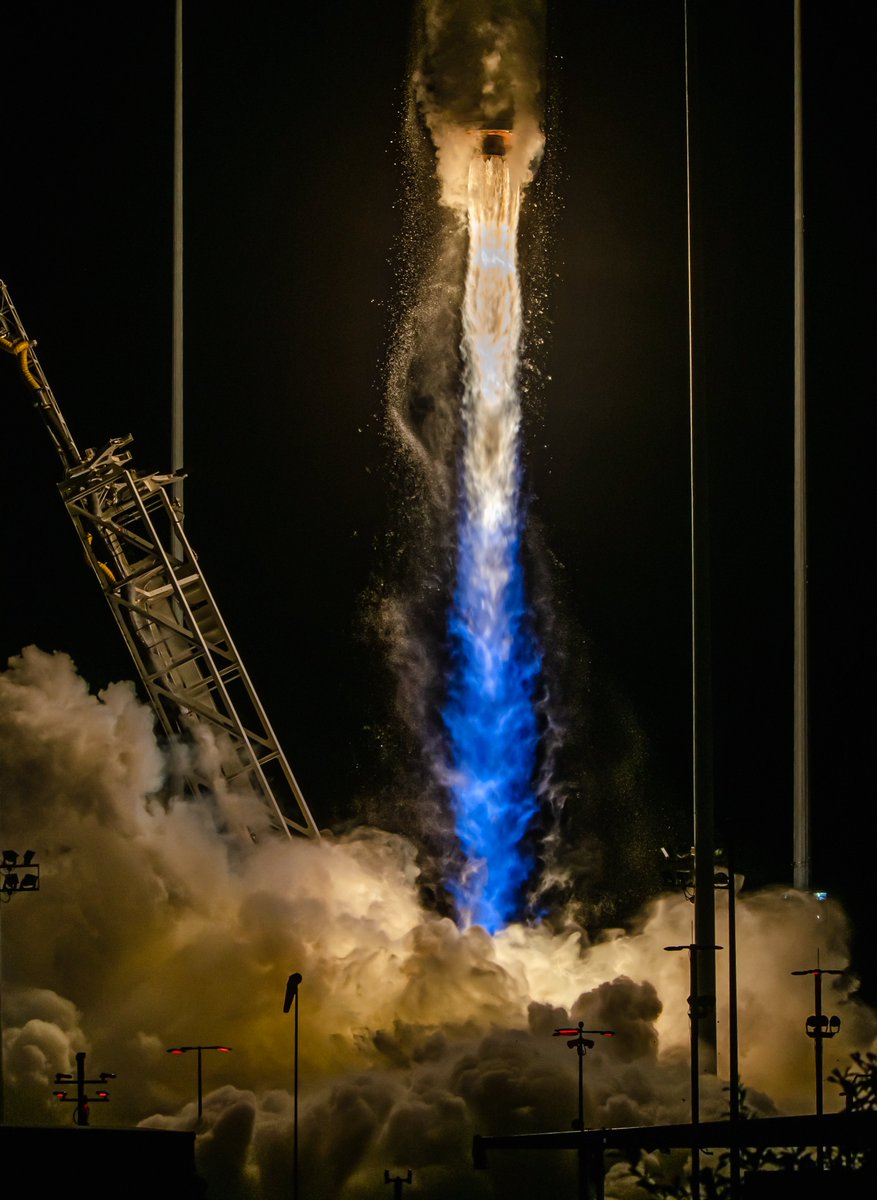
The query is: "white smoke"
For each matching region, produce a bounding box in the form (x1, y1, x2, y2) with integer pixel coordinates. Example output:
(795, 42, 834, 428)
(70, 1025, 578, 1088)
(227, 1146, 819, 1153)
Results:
(2, 647, 875, 1198)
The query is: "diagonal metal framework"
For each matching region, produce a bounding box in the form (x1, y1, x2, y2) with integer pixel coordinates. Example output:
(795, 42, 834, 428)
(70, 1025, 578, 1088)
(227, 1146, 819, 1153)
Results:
(1, 280, 319, 839)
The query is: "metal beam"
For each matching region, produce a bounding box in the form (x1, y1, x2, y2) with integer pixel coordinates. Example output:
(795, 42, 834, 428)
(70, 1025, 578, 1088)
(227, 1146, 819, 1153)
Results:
(474, 1110, 877, 1159)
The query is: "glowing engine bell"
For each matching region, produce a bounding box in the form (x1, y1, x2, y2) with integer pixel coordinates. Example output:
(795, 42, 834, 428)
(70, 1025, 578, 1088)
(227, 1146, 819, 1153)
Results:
(478, 129, 512, 157)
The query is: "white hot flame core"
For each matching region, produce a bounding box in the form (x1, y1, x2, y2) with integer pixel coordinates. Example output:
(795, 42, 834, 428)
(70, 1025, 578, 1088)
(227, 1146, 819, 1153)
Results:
(461, 154, 522, 548)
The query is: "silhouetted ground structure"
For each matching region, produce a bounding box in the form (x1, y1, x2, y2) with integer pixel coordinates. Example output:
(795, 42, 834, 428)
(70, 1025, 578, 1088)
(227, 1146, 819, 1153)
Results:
(474, 1111, 877, 1199)
(0, 1126, 200, 1199)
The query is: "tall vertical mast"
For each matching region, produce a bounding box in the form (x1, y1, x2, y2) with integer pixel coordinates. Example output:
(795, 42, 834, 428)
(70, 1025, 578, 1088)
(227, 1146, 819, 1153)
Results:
(792, 0, 810, 892)
(685, 0, 718, 1076)
(172, 0, 184, 558)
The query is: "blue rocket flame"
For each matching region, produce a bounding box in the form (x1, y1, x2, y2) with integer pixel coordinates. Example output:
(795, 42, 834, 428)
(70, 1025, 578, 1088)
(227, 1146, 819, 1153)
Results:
(441, 153, 542, 933)
(444, 511, 542, 932)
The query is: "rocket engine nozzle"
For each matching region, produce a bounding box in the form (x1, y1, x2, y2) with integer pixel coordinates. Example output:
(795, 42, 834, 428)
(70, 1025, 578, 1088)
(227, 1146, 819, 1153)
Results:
(477, 129, 512, 157)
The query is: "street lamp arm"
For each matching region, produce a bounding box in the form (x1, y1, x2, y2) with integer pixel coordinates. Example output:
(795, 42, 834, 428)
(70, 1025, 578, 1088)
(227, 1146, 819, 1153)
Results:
(283, 972, 302, 1013)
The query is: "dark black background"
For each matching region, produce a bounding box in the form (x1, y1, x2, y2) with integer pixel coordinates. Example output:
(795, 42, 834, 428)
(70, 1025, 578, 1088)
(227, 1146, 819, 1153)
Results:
(2, 4, 871, 994)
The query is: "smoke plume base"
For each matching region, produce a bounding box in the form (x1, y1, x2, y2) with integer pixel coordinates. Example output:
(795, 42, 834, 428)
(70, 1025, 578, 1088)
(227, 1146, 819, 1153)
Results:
(2, 647, 875, 1198)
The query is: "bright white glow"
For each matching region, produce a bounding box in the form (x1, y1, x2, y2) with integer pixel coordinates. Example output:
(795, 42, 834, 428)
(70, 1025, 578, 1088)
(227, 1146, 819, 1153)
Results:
(461, 154, 522, 546)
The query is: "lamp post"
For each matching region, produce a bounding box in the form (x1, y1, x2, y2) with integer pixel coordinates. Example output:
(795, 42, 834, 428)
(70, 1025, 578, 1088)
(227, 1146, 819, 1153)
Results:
(553, 1022, 615, 1200)
(384, 1169, 413, 1198)
(553, 1022, 615, 1133)
(166, 1044, 232, 1126)
(662, 843, 743, 1198)
(1, 848, 41, 1124)
(52, 1051, 115, 1126)
(714, 851, 742, 1200)
(284, 972, 303, 1200)
(664, 941, 722, 1200)
(792, 965, 842, 1169)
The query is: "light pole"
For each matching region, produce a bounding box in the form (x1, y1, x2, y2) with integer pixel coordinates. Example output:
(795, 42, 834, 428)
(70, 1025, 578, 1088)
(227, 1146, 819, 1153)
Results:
(284, 972, 303, 1200)
(792, 965, 842, 1169)
(384, 1169, 413, 1198)
(53, 1051, 115, 1126)
(714, 851, 741, 1200)
(166, 1044, 232, 1126)
(553, 1022, 615, 1200)
(664, 941, 722, 1200)
(662, 844, 742, 1197)
(1, 848, 41, 1124)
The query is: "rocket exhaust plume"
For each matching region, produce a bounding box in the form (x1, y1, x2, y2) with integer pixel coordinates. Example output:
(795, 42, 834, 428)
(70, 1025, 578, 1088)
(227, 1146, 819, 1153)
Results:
(380, 0, 554, 930)
(442, 141, 542, 930)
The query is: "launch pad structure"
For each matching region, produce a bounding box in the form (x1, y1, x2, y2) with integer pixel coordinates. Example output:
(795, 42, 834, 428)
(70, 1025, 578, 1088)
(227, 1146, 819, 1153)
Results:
(1, 280, 320, 840)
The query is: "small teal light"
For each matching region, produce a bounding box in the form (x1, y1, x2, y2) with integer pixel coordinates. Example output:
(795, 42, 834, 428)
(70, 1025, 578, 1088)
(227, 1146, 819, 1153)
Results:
(814, 891, 828, 902)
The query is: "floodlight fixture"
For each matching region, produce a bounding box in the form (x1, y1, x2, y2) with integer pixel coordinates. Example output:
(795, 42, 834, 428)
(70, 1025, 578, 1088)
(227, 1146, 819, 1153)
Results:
(166, 1044, 233, 1125)
(551, 1021, 616, 1133)
(792, 962, 844, 1166)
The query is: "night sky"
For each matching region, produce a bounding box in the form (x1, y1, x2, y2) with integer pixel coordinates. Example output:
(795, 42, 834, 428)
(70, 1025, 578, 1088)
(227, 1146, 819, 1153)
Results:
(2, 0, 871, 1000)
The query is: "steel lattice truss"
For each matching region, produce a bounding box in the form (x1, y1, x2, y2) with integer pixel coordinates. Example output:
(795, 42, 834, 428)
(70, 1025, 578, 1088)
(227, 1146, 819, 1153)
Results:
(2, 280, 319, 839)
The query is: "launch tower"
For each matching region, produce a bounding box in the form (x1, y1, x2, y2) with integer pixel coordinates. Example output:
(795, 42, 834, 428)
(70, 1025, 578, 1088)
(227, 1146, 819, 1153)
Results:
(1, 280, 320, 839)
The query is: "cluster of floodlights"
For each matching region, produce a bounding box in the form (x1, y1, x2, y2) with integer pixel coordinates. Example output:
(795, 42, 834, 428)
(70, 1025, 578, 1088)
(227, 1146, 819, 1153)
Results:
(53, 1075, 115, 1102)
(1, 849, 39, 899)
(53, 1052, 116, 1126)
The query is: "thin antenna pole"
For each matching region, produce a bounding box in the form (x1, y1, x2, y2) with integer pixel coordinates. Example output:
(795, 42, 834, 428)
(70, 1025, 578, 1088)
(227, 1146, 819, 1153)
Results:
(726, 853, 741, 1198)
(172, 0, 184, 558)
(792, 0, 810, 892)
(684, 0, 718, 1077)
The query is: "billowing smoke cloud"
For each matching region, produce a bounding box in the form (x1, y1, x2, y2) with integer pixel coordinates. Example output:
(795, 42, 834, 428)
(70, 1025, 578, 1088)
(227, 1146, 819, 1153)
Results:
(2, 648, 875, 1198)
